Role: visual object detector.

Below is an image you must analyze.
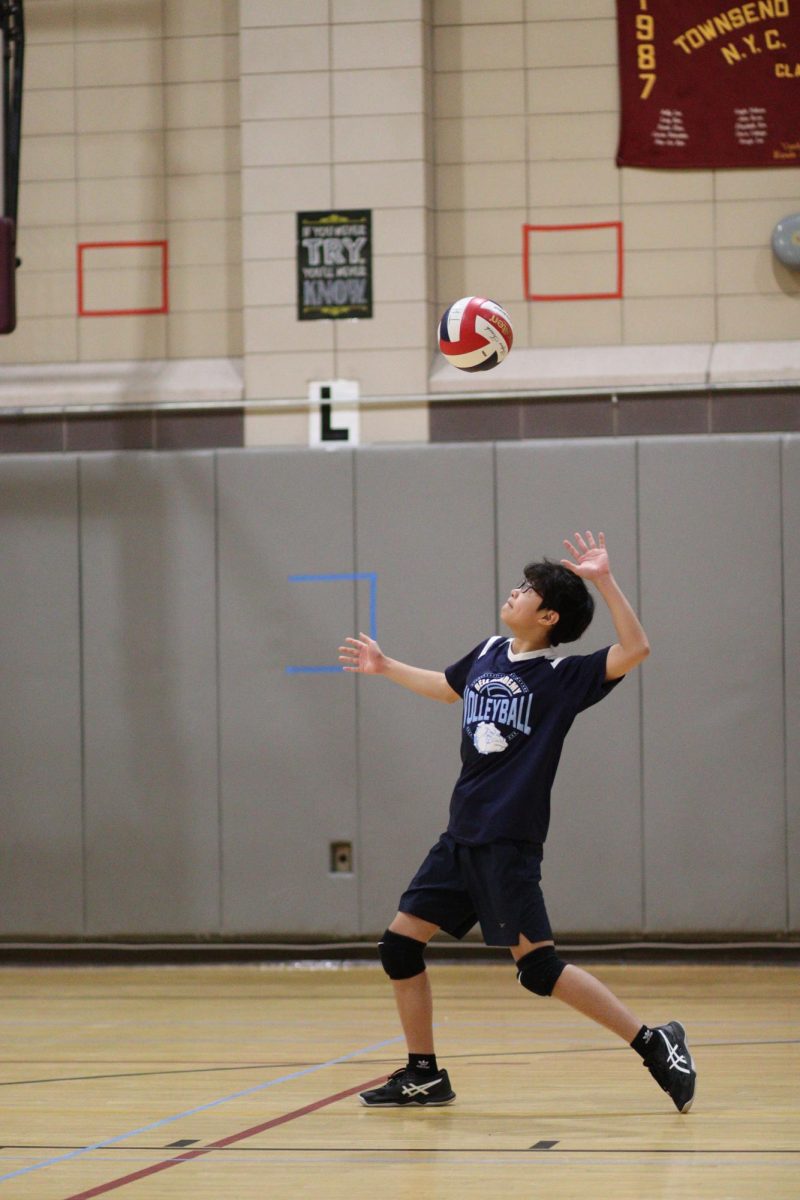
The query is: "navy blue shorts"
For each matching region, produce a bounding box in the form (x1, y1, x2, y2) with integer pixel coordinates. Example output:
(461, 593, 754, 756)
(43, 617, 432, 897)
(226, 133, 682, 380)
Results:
(398, 832, 553, 949)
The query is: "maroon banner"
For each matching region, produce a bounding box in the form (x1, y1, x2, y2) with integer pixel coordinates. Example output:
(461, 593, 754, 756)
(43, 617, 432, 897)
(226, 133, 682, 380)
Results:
(616, 0, 800, 168)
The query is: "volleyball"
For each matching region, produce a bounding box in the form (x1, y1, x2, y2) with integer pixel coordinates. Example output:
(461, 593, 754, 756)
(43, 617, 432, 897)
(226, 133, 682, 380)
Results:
(437, 296, 513, 372)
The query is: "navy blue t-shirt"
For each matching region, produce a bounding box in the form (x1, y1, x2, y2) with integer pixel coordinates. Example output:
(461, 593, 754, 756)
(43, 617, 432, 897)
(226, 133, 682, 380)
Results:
(444, 637, 622, 846)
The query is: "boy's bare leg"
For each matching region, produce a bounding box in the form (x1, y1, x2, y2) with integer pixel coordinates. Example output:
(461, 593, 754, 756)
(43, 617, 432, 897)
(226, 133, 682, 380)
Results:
(513, 935, 641, 1043)
(387, 912, 439, 1054)
(553, 964, 642, 1041)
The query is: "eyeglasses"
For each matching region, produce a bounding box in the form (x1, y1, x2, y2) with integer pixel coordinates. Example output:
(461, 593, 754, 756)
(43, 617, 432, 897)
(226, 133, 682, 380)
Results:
(516, 579, 536, 593)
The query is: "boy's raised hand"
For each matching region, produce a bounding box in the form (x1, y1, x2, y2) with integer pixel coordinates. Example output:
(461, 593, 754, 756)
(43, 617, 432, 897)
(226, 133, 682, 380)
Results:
(561, 531, 611, 582)
(338, 633, 387, 674)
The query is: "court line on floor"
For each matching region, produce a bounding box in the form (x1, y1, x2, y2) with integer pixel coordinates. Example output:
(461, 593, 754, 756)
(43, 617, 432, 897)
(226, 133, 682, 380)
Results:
(3, 1035, 797, 1090)
(0, 1146, 798, 1180)
(0, 1062, 322, 1088)
(442, 1037, 800, 1061)
(0, 1035, 401, 1188)
(2, 1146, 797, 1157)
(60, 1076, 388, 1200)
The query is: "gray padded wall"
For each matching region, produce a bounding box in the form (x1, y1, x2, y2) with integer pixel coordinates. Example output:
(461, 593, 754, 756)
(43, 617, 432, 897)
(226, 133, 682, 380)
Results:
(0, 436, 795, 940)
(0, 458, 84, 934)
(354, 445, 496, 933)
(784, 436, 799, 932)
(81, 454, 220, 934)
(495, 441, 642, 933)
(217, 449, 360, 935)
(639, 438, 786, 933)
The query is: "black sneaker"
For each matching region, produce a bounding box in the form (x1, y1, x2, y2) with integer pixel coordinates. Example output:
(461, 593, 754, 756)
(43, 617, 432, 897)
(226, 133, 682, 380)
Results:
(642, 1021, 697, 1113)
(359, 1066, 456, 1107)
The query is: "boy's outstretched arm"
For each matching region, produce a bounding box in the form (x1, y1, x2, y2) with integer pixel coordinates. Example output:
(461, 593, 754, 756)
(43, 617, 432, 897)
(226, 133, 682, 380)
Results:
(561, 531, 650, 681)
(338, 633, 460, 703)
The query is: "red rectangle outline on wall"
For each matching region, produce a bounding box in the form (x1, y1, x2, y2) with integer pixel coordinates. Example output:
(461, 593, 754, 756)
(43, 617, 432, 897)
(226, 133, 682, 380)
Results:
(523, 222, 624, 302)
(77, 240, 170, 317)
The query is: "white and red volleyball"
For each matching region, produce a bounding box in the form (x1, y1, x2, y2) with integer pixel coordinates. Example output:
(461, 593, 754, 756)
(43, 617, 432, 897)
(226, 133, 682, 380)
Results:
(437, 296, 513, 372)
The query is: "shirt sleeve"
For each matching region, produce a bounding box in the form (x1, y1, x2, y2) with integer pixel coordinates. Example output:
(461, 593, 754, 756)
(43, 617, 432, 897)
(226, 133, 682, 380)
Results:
(551, 646, 623, 713)
(444, 641, 486, 697)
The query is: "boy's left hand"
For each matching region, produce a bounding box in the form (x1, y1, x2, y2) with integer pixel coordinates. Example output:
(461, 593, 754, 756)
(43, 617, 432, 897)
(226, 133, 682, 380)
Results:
(561, 531, 611, 582)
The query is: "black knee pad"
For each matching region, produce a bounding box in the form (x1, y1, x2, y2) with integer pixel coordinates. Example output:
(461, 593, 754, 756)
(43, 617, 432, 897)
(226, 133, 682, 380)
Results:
(516, 945, 566, 997)
(378, 928, 427, 980)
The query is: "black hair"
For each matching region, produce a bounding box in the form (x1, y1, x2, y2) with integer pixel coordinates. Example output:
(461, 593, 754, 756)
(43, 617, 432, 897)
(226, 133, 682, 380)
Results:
(522, 559, 594, 646)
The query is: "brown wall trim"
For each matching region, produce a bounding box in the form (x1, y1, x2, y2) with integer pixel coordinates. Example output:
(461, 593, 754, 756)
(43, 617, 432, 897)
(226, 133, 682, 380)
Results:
(430, 389, 800, 442)
(0, 408, 245, 454)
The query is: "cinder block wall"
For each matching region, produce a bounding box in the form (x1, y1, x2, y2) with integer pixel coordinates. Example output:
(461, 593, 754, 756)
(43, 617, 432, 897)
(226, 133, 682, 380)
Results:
(3, 0, 241, 366)
(5, 0, 797, 446)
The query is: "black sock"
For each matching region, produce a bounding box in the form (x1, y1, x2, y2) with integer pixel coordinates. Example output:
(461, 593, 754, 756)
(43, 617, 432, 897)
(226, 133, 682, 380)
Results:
(408, 1052, 438, 1075)
(630, 1025, 655, 1058)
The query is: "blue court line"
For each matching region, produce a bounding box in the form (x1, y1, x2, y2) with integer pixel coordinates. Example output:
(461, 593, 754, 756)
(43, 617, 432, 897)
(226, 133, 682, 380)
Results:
(286, 571, 377, 675)
(0, 1033, 404, 1186)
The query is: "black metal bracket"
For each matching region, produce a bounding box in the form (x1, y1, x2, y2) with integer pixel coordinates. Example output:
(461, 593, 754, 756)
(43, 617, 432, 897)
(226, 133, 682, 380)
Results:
(1, 0, 24, 228)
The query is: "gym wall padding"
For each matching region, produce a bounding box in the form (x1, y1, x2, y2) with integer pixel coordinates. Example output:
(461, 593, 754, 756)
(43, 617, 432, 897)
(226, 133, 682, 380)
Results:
(80, 455, 220, 934)
(782, 436, 800, 933)
(217, 449, 361, 936)
(0, 436, 796, 939)
(0, 457, 83, 934)
(639, 438, 786, 934)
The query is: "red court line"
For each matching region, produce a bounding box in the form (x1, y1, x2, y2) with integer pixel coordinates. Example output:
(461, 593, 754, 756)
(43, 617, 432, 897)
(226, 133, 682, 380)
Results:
(63, 1074, 386, 1200)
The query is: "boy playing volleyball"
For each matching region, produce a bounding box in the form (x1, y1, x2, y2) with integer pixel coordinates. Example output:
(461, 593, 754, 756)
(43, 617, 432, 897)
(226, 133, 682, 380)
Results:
(339, 531, 696, 1114)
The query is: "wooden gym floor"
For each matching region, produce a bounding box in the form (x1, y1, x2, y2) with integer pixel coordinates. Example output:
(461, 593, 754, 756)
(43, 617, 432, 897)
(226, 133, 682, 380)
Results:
(0, 960, 797, 1199)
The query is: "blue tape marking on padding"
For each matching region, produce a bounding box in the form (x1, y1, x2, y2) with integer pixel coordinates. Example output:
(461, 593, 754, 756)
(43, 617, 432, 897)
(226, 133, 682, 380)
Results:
(285, 665, 344, 675)
(285, 571, 377, 673)
(367, 573, 377, 639)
